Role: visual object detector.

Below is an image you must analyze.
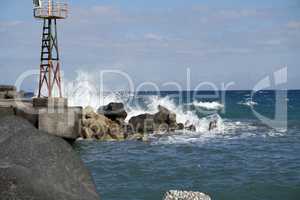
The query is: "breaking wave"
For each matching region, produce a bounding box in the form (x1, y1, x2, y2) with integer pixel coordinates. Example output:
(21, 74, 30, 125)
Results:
(238, 99, 258, 107)
(64, 73, 224, 133)
(126, 96, 224, 133)
(64, 71, 283, 144)
(192, 101, 224, 110)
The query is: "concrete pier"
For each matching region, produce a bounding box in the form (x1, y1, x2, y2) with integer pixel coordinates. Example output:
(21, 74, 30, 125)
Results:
(0, 85, 18, 99)
(38, 106, 82, 139)
(33, 97, 68, 108)
(0, 94, 82, 140)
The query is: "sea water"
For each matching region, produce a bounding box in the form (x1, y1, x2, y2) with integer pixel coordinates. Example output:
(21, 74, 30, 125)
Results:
(73, 90, 300, 200)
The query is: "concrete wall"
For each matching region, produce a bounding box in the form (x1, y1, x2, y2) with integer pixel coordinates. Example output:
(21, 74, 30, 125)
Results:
(0, 85, 19, 99)
(38, 107, 82, 139)
(33, 97, 68, 108)
(0, 99, 83, 140)
(0, 106, 15, 119)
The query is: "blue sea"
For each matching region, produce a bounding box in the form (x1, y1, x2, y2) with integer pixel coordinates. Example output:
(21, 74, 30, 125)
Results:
(74, 90, 300, 200)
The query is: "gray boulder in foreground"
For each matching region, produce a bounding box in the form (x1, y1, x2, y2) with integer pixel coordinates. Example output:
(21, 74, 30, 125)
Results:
(0, 116, 100, 200)
(163, 190, 211, 200)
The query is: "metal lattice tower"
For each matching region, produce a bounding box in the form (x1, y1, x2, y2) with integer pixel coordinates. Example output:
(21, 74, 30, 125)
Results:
(33, 0, 68, 98)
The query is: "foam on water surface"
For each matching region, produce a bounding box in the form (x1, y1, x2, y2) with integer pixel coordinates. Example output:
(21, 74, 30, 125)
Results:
(65, 72, 288, 145)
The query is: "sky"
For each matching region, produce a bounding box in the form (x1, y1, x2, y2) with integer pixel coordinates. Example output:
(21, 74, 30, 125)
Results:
(0, 0, 300, 91)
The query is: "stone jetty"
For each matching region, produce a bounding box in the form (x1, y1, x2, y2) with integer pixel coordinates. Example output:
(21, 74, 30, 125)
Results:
(0, 85, 82, 141)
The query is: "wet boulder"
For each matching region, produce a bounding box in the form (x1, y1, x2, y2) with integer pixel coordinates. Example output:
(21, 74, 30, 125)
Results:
(82, 106, 125, 141)
(152, 105, 177, 132)
(209, 120, 218, 131)
(128, 105, 178, 133)
(186, 124, 197, 132)
(128, 113, 155, 133)
(0, 116, 100, 200)
(177, 123, 185, 130)
(154, 105, 177, 131)
(97, 102, 127, 122)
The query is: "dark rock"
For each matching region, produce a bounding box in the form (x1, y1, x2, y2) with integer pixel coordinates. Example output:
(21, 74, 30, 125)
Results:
(129, 105, 178, 133)
(128, 113, 155, 133)
(209, 120, 218, 131)
(177, 123, 185, 130)
(154, 105, 177, 131)
(97, 102, 127, 121)
(0, 116, 100, 200)
(117, 119, 135, 136)
(154, 106, 176, 122)
(186, 124, 197, 132)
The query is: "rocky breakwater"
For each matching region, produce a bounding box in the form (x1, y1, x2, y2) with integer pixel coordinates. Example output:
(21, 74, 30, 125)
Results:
(0, 116, 100, 200)
(80, 102, 201, 141)
(81, 105, 127, 141)
(81, 103, 143, 141)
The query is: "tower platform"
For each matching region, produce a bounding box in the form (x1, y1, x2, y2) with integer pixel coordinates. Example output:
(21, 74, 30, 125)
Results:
(33, 97, 68, 108)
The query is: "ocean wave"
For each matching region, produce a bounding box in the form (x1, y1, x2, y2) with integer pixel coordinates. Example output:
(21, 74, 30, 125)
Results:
(192, 101, 224, 110)
(151, 120, 285, 145)
(238, 99, 257, 106)
(126, 96, 224, 132)
(65, 72, 285, 145)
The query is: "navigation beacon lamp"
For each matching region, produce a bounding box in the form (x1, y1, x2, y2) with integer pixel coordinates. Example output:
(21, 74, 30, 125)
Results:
(33, 0, 68, 102)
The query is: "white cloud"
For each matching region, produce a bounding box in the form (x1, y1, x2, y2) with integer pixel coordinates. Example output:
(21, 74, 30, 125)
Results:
(208, 8, 269, 23)
(144, 33, 164, 41)
(91, 6, 120, 16)
(258, 39, 282, 46)
(0, 20, 22, 32)
(287, 21, 300, 29)
(0, 20, 22, 28)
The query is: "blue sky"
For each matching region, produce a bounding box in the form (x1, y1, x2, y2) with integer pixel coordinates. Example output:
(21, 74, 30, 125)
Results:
(0, 0, 300, 91)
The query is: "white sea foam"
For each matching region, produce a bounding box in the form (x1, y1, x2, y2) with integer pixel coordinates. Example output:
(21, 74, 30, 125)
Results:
(64, 72, 281, 145)
(238, 99, 258, 107)
(64, 71, 124, 110)
(192, 101, 224, 110)
(126, 96, 225, 133)
(64, 74, 224, 133)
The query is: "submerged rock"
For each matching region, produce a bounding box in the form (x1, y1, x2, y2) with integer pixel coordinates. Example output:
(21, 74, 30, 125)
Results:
(97, 102, 127, 121)
(185, 124, 197, 132)
(177, 123, 185, 130)
(209, 120, 218, 131)
(0, 116, 100, 200)
(163, 190, 211, 200)
(126, 133, 148, 142)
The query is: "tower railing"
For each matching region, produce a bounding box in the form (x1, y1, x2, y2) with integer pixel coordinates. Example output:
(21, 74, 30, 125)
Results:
(34, 3, 68, 19)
